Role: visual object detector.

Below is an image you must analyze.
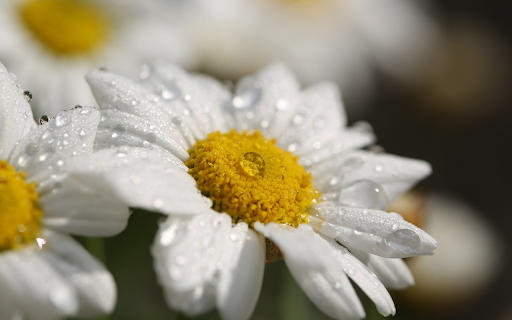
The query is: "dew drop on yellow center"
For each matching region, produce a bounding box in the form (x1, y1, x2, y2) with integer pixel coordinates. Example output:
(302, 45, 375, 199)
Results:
(19, 0, 109, 55)
(0, 160, 42, 252)
(186, 130, 320, 227)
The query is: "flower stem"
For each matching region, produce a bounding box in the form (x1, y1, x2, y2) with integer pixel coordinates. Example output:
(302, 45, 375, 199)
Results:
(86, 237, 106, 263)
(85, 238, 109, 320)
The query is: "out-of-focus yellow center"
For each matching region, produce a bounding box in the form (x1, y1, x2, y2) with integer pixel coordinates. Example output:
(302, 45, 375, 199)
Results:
(0, 160, 42, 252)
(186, 130, 320, 227)
(19, 0, 108, 55)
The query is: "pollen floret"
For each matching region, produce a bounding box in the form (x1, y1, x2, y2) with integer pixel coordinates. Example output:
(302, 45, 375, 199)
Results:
(0, 160, 42, 251)
(186, 130, 320, 227)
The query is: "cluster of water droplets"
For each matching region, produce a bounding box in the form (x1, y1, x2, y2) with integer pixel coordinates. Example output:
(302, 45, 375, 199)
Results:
(11, 106, 99, 181)
(312, 205, 426, 258)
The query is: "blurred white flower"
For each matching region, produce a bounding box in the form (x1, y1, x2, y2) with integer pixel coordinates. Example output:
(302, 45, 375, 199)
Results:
(173, 0, 438, 108)
(84, 61, 437, 320)
(0, 62, 132, 319)
(0, 0, 193, 119)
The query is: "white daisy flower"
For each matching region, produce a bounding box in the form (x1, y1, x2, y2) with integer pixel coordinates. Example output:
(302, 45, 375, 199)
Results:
(172, 0, 438, 106)
(0, 62, 133, 319)
(0, 0, 193, 120)
(84, 61, 437, 320)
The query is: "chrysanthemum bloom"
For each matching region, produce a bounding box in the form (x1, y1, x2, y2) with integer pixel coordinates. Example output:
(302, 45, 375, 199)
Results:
(0, 0, 193, 119)
(170, 0, 438, 107)
(85, 61, 437, 320)
(0, 62, 134, 319)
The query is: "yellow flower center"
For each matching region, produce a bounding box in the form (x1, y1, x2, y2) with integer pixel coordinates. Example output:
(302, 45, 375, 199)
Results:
(19, 0, 109, 55)
(186, 130, 320, 227)
(0, 160, 42, 252)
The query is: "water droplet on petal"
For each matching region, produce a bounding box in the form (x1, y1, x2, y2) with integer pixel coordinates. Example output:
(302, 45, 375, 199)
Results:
(374, 165, 383, 173)
(354, 226, 366, 236)
(232, 76, 263, 109)
(339, 180, 388, 210)
(146, 132, 157, 143)
(55, 113, 70, 127)
(39, 115, 49, 125)
(171, 117, 182, 127)
(385, 229, 421, 255)
(327, 175, 343, 190)
(161, 83, 182, 101)
(352, 121, 373, 134)
(152, 198, 164, 209)
(23, 91, 32, 101)
(114, 124, 125, 132)
(241, 152, 266, 176)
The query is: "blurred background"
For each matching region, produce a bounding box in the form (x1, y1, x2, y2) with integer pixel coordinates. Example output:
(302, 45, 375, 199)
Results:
(1, 0, 510, 319)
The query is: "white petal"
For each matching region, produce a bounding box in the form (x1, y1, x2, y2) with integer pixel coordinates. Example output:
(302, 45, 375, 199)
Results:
(0, 62, 37, 159)
(229, 63, 300, 134)
(85, 70, 191, 159)
(312, 205, 437, 258)
(95, 109, 183, 153)
(152, 211, 255, 317)
(349, 248, 414, 289)
(276, 82, 347, 156)
(40, 175, 130, 237)
(0, 247, 78, 319)
(66, 147, 211, 216)
(140, 60, 232, 134)
(40, 230, 116, 318)
(9, 106, 100, 185)
(217, 229, 265, 320)
(315, 150, 431, 202)
(325, 239, 395, 316)
(302, 126, 376, 168)
(255, 223, 365, 320)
